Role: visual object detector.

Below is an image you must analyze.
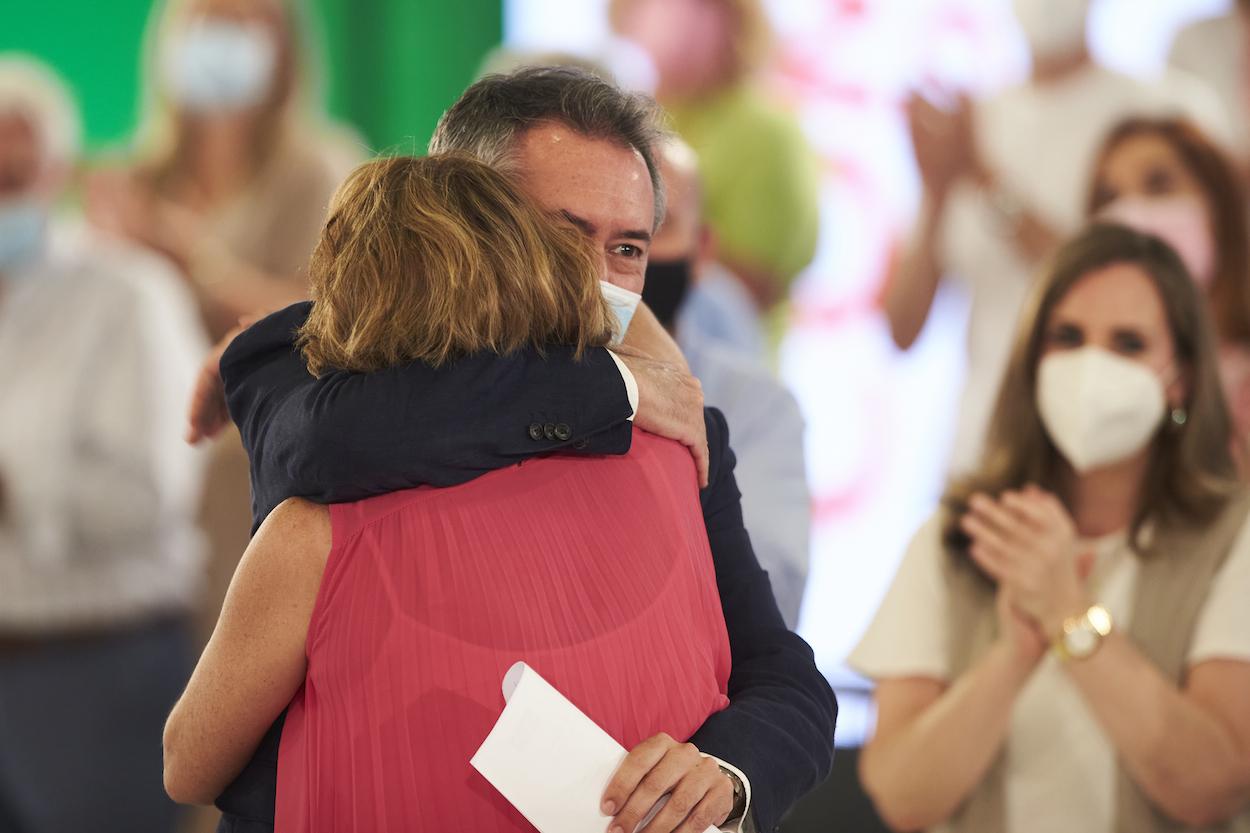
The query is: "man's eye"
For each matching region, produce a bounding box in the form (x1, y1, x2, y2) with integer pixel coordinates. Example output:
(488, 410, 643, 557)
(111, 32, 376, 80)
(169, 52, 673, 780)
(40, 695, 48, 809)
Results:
(613, 244, 643, 259)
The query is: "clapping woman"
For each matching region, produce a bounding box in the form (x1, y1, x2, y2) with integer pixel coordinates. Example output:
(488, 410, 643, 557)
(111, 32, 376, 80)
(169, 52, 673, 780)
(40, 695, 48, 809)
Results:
(852, 223, 1250, 833)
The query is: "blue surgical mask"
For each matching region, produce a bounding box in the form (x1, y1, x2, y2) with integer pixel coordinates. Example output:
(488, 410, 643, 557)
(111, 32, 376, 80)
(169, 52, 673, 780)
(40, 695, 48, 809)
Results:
(0, 198, 47, 277)
(163, 20, 277, 113)
(600, 279, 642, 344)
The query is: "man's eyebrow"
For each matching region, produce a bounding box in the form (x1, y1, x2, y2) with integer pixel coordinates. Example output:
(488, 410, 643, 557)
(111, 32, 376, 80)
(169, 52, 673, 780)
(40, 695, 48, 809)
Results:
(560, 210, 597, 237)
(619, 228, 653, 244)
(559, 210, 652, 245)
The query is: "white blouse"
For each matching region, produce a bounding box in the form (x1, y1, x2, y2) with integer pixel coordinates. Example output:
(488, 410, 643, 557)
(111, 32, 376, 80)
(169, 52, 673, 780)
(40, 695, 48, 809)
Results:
(849, 511, 1250, 833)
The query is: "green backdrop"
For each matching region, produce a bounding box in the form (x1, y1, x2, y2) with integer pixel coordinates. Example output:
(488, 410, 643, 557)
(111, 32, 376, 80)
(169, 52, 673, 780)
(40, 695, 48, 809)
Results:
(0, 0, 503, 154)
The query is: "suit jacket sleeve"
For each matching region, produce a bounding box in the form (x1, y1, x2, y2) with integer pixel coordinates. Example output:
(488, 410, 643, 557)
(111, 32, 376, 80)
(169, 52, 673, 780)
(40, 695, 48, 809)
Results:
(221, 302, 636, 527)
(688, 407, 837, 833)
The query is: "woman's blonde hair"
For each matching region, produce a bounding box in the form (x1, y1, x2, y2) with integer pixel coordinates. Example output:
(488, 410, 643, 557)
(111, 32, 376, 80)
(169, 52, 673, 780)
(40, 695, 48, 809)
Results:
(298, 153, 614, 376)
(943, 223, 1240, 561)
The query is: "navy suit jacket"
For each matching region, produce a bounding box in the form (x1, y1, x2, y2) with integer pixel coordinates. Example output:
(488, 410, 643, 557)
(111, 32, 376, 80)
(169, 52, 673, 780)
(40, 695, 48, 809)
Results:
(215, 302, 836, 833)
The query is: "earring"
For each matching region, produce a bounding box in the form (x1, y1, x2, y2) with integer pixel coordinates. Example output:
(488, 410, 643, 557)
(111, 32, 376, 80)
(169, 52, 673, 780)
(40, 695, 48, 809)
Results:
(1170, 407, 1188, 427)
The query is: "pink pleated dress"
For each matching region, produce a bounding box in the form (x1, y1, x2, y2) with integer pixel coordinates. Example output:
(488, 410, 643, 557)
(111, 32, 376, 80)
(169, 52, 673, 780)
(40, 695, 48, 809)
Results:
(275, 429, 732, 833)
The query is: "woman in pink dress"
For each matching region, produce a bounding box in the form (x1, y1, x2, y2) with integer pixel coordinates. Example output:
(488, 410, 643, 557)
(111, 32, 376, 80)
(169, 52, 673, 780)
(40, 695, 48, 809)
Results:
(161, 154, 738, 831)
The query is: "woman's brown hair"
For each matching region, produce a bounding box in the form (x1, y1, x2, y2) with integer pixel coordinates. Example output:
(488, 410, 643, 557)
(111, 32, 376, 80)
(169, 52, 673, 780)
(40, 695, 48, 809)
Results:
(1087, 117, 1250, 345)
(298, 153, 614, 376)
(943, 223, 1240, 558)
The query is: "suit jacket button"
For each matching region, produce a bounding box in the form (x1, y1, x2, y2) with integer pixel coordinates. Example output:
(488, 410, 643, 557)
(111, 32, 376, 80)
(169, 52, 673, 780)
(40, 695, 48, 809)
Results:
(543, 422, 557, 440)
(554, 423, 571, 441)
(528, 422, 544, 441)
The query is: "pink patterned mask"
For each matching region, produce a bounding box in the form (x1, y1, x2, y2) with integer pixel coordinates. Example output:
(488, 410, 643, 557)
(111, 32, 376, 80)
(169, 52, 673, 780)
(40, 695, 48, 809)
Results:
(1100, 195, 1217, 288)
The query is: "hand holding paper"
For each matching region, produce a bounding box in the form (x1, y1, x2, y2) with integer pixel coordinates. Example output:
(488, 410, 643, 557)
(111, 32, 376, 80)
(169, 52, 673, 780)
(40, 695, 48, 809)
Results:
(471, 662, 721, 833)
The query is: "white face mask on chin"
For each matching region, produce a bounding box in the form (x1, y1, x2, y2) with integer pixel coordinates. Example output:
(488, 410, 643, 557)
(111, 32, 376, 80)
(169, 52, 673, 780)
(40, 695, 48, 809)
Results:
(1014, 0, 1091, 62)
(1037, 346, 1168, 473)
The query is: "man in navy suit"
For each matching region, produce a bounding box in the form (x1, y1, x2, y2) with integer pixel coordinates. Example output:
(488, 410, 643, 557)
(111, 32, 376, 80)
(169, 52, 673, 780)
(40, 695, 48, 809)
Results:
(206, 66, 835, 833)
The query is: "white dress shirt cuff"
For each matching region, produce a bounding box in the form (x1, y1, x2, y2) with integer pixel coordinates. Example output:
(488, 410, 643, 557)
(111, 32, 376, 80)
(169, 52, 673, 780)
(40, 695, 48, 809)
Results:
(606, 349, 639, 421)
(707, 756, 753, 833)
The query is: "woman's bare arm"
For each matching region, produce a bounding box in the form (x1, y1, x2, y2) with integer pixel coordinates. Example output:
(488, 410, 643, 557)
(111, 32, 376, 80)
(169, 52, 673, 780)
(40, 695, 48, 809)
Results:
(882, 192, 949, 350)
(862, 629, 1038, 831)
(1065, 643, 1250, 826)
(163, 498, 331, 804)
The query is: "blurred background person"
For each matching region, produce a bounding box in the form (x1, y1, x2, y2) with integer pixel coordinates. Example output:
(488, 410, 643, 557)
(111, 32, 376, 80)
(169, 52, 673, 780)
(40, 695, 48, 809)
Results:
(645, 136, 811, 627)
(610, 0, 820, 321)
(881, 0, 1231, 475)
(85, 0, 361, 654)
(87, 0, 358, 340)
(854, 223, 1250, 832)
(0, 55, 207, 833)
(1168, 0, 1250, 174)
(1088, 116, 1250, 449)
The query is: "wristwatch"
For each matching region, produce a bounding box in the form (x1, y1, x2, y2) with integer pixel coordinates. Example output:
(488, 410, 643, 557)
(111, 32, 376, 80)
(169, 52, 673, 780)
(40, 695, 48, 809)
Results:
(720, 765, 746, 820)
(1053, 604, 1113, 662)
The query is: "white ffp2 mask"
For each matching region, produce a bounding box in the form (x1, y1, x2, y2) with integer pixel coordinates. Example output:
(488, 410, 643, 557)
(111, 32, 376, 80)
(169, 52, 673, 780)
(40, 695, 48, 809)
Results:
(163, 20, 277, 113)
(1037, 346, 1168, 473)
(600, 280, 642, 344)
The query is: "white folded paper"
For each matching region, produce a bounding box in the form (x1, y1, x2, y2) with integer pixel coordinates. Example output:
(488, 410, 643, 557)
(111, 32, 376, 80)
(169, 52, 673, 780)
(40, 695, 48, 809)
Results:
(470, 662, 718, 833)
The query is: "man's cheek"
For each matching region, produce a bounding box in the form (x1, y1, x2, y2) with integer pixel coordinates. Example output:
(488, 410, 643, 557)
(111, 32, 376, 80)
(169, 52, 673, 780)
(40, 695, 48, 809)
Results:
(608, 271, 645, 296)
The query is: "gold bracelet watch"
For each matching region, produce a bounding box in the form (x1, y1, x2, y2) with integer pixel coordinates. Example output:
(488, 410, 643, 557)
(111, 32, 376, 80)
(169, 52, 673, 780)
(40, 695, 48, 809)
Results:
(1053, 604, 1114, 662)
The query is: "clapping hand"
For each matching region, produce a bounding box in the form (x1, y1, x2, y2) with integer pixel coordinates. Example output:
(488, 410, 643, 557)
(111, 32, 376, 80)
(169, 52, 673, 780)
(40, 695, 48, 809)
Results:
(906, 91, 981, 199)
(960, 486, 1095, 639)
(85, 167, 209, 270)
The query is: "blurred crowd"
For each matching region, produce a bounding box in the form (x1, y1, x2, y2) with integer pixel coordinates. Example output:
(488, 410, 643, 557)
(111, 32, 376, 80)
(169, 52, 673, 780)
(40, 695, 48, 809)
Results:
(1, 0, 1249, 831)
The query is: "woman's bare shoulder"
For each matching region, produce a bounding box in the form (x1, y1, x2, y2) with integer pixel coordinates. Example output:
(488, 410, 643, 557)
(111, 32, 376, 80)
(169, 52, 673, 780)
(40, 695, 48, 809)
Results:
(251, 498, 333, 571)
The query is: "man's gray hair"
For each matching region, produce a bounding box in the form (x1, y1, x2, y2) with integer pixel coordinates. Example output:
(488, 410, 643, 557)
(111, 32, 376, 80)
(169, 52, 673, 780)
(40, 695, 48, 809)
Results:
(428, 65, 668, 230)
